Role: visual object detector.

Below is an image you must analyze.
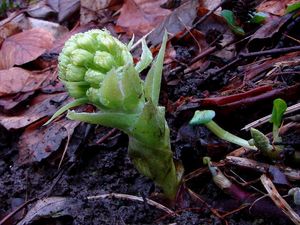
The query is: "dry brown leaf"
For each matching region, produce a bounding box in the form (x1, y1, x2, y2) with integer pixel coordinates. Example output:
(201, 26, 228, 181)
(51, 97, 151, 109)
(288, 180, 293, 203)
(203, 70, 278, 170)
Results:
(80, 0, 119, 24)
(0, 67, 48, 96)
(58, 0, 80, 22)
(117, 0, 171, 35)
(0, 92, 35, 110)
(0, 28, 54, 69)
(18, 118, 80, 165)
(0, 93, 68, 130)
(50, 24, 96, 54)
(257, 0, 298, 16)
(148, 0, 199, 45)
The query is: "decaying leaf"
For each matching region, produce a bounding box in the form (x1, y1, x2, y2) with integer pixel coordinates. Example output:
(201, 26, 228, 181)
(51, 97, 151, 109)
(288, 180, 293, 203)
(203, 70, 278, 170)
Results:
(0, 93, 68, 130)
(28, 18, 69, 39)
(247, 14, 292, 51)
(149, 0, 199, 45)
(26, 0, 56, 18)
(58, 0, 80, 22)
(0, 92, 35, 110)
(117, 0, 171, 35)
(0, 67, 48, 97)
(18, 118, 80, 165)
(80, 0, 117, 25)
(17, 197, 82, 225)
(0, 28, 54, 69)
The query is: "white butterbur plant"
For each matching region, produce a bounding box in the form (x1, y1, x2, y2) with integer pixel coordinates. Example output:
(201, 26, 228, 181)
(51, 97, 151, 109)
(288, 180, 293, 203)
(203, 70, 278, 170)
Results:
(46, 29, 181, 200)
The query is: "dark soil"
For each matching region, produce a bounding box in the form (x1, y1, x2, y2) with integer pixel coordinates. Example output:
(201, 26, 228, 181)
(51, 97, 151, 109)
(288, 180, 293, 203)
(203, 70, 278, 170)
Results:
(0, 13, 300, 225)
(0, 82, 298, 225)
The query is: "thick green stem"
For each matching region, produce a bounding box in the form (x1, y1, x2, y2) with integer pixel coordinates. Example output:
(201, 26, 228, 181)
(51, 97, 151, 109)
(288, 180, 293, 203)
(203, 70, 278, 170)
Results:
(206, 121, 257, 150)
(67, 102, 180, 200)
(128, 136, 179, 200)
(127, 102, 180, 200)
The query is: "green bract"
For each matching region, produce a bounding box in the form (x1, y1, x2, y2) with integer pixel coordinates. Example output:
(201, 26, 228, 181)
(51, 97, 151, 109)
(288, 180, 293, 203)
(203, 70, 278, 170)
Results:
(46, 29, 180, 200)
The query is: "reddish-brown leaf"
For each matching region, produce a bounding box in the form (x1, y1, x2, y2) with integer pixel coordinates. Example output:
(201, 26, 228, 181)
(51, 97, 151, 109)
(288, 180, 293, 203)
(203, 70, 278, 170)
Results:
(18, 118, 80, 165)
(0, 67, 48, 96)
(117, 0, 170, 35)
(0, 93, 68, 130)
(58, 0, 80, 22)
(0, 91, 35, 110)
(0, 28, 54, 69)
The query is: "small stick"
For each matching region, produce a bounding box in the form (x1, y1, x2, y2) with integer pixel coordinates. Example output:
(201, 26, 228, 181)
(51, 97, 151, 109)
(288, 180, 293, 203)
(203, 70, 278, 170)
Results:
(87, 193, 175, 215)
(226, 156, 300, 181)
(96, 128, 118, 144)
(260, 174, 300, 225)
(0, 198, 37, 225)
(240, 46, 300, 59)
(242, 103, 300, 131)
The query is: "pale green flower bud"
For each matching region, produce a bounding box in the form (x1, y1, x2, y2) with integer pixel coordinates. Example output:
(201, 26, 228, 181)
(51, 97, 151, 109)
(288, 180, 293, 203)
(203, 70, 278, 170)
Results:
(62, 42, 78, 56)
(63, 81, 89, 99)
(65, 64, 86, 82)
(75, 33, 98, 52)
(58, 29, 136, 103)
(86, 87, 101, 106)
(84, 69, 105, 88)
(70, 49, 94, 67)
(97, 32, 117, 52)
(93, 51, 116, 71)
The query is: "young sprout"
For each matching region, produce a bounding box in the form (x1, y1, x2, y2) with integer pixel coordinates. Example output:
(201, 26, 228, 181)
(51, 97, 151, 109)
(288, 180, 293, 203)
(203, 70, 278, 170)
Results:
(203, 157, 232, 190)
(46, 29, 180, 200)
(190, 99, 288, 160)
(250, 98, 287, 159)
(270, 98, 287, 143)
(189, 110, 257, 150)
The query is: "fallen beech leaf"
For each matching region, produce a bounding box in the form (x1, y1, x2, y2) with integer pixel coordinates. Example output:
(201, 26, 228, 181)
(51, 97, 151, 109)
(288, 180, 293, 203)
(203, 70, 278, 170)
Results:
(0, 67, 48, 96)
(247, 14, 292, 51)
(0, 22, 21, 45)
(18, 118, 80, 165)
(26, 0, 56, 18)
(0, 92, 35, 110)
(149, 0, 199, 45)
(0, 28, 54, 69)
(257, 0, 298, 16)
(58, 0, 80, 22)
(28, 18, 69, 39)
(17, 197, 82, 225)
(0, 93, 68, 130)
(117, 0, 171, 35)
(80, 0, 118, 24)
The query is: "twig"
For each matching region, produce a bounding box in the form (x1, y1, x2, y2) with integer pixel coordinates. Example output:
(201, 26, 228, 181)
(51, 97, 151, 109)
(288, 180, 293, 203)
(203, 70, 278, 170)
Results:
(240, 45, 300, 59)
(96, 128, 118, 144)
(242, 102, 300, 131)
(87, 193, 175, 215)
(0, 198, 37, 225)
(260, 174, 300, 225)
(226, 156, 300, 181)
(210, 45, 300, 75)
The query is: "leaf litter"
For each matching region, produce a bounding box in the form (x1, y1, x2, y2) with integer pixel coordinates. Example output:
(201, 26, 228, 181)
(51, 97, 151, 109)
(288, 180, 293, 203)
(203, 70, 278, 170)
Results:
(0, 0, 299, 224)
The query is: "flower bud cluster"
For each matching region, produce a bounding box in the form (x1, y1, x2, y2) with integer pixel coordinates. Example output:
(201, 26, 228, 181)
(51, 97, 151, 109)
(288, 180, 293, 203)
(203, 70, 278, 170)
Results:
(58, 30, 143, 113)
